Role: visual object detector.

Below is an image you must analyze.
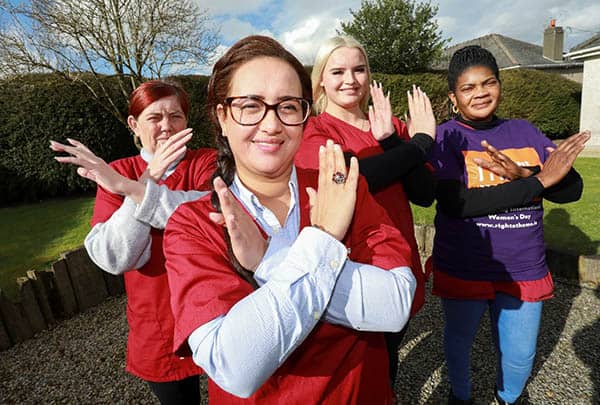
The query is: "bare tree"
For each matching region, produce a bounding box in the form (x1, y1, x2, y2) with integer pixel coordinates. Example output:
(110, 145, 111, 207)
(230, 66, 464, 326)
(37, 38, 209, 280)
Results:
(0, 0, 220, 124)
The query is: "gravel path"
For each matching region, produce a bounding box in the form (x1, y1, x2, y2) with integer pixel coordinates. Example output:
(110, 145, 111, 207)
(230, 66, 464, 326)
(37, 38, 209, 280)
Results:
(1, 277, 598, 404)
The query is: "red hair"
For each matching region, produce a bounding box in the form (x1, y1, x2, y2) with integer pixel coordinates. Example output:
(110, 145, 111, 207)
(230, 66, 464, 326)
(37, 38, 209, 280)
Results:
(128, 80, 190, 118)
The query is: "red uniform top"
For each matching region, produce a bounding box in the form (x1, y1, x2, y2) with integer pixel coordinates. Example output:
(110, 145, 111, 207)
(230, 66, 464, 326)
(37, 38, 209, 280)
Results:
(295, 112, 425, 315)
(427, 259, 554, 302)
(164, 168, 412, 404)
(90, 149, 216, 382)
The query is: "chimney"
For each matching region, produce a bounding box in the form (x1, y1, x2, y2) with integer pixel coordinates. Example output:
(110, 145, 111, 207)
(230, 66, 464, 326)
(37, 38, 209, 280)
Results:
(543, 19, 564, 61)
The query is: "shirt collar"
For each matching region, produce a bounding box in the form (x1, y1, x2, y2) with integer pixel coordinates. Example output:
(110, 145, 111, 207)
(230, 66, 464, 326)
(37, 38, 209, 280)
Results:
(230, 167, 299, 222)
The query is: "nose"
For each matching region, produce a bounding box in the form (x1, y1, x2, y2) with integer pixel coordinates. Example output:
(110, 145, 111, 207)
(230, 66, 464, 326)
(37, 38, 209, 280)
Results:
(159, 116, 174, 133)
(343, 70, 356, 84)
(474, 84, 489, 97)
(259, 108, 283, 133)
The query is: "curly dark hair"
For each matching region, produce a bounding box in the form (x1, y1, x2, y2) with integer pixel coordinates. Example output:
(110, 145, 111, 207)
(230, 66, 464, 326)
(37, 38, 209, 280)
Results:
(448, 45, 500, 92)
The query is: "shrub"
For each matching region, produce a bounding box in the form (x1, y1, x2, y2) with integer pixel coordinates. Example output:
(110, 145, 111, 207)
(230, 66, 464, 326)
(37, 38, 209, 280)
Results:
(498, 69, 581, 139)
(0, 74, 215, 205)
(0, 74, 134, 205)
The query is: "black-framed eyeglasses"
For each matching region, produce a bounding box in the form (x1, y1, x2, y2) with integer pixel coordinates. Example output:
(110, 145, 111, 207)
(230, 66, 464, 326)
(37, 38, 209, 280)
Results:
(224, 96, 311, 126)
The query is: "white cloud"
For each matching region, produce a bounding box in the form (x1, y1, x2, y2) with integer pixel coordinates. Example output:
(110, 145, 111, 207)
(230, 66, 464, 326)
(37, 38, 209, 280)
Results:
(196, 0, 271, 16)
(198, 0, 599, 67)
(220, 17, 274, 42)
(280, 16, 338, 64)
(437, 0, 599, 49)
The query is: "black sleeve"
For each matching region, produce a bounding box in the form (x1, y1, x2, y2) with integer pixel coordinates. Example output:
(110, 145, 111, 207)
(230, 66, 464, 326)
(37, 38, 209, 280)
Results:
(435, 177, 545, 218)
(542, 168, 583, 203)
(346, 133, 434, 194)
(399, 164, 436, 207)
(377, 132, 403, 151)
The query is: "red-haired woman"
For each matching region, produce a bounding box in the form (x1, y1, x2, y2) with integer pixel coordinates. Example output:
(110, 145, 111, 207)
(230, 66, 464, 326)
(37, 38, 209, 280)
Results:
(51, 80, 215, 404)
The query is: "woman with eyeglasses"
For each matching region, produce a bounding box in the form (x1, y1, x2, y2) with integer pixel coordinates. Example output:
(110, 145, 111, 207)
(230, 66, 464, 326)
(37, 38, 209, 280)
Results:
(51, 80, 215, 404)
(162, 35, 417, 403)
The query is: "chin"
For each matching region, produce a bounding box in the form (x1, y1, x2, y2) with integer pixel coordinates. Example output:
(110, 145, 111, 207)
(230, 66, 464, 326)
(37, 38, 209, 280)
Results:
(467, 110, 495, 121)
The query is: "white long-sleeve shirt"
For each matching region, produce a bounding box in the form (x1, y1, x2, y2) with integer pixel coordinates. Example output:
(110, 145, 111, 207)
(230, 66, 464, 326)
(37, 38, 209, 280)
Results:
(84, 150, 207, 274)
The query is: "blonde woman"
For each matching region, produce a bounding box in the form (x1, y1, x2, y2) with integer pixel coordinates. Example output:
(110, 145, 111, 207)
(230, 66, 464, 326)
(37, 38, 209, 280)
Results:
(295, 35, 436, 383)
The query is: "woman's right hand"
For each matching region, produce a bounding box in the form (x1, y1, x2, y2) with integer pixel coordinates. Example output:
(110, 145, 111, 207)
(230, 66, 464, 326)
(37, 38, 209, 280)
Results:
(406, 84, 436, 140)
(473, 140, 532, 180)
(535, 130, 591, 188)
(209, 177, 268, 272)
(141, 128, 193, 182)
(50, 138, 144, 201)
(368, 81, 395, 141)
(306, 140, 359, 241)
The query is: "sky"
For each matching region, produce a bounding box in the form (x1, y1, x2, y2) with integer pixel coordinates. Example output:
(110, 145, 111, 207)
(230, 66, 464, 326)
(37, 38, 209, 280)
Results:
(197, 0, 600, 72)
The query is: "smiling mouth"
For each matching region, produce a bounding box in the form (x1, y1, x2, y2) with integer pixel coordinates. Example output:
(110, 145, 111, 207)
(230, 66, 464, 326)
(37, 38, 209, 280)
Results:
(253, 138, 283, 144)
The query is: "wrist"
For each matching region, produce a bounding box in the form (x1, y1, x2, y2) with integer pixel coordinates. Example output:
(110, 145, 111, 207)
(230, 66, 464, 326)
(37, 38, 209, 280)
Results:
(374, 131, 393, 141)
(122, 177, 146, 204)
(140, 168, 160, 183)
(522, 165, 541, 178)
(533, 173, 550, 188)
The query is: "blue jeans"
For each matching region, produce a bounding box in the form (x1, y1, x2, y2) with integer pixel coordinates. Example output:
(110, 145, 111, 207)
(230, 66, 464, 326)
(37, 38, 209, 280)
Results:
(442, 293, 543, 403)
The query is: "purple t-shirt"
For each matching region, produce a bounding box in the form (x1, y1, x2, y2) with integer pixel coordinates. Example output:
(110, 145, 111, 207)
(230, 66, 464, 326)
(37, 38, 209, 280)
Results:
(429, 118, 555, 281)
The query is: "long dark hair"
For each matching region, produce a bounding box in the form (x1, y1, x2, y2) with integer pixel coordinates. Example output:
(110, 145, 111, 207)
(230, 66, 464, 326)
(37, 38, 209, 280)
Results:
(206, 35, 312, 285)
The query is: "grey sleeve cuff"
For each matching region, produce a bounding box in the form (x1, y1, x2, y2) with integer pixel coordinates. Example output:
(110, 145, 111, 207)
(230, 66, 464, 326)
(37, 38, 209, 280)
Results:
(133, 180, 208, 229)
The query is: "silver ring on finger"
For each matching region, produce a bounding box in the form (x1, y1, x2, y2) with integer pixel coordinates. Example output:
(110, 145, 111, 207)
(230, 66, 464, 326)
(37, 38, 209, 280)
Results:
(332, 171, 346, 184)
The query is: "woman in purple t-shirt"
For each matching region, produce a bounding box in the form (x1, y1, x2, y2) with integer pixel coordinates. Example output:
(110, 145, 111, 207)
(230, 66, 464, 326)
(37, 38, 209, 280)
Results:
(428, 45, 589, 404)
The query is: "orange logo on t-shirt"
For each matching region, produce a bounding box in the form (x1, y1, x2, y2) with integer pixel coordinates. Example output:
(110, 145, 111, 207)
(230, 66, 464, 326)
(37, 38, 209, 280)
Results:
(463, 147, 541, 188)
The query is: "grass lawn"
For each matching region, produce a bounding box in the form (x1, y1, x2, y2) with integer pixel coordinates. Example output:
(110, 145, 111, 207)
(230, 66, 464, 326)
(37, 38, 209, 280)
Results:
(412, 157, 600, 256)
(0, 196, 95, 299)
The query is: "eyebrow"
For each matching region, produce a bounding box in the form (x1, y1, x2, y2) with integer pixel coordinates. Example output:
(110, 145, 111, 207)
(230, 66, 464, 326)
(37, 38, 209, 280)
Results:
(235, 94, 302, 102)
(328, 64, 367, 71)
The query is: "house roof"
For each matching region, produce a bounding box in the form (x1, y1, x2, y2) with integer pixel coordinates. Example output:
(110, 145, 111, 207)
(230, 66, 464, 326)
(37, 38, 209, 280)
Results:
(570, 33, 600, 52)
(432, 33, 570, 70)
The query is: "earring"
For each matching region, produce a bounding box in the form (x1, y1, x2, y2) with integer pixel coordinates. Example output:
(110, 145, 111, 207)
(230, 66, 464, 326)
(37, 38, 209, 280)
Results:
(452, 104, 459, 114)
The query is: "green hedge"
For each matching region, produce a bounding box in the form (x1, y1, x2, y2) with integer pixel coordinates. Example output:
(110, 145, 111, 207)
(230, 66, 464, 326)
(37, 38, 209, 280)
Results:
(0, 70, 581, 205)
(0, 74, 214, 205)
(0, 75, 133, 205)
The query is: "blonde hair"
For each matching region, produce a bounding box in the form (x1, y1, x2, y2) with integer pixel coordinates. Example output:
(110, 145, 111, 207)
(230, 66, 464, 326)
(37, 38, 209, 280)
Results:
(311, 35, 372, 114)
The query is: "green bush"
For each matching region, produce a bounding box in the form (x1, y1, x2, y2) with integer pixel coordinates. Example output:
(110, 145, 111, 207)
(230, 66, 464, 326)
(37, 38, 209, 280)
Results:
(0, 74, 215, 205)
(498, 69, 581, 139)
(169, 75, 215, 149)
(0, 69, 581, 205)
(0, 74, 135, 205)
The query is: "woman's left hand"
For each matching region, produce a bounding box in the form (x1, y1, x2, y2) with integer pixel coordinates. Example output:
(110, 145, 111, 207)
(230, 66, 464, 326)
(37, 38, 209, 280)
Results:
(473, 140, 530, 180)
(306, 140, 359, 241)
(142, 128, 193, 182)
(209, 177, 268, 272)
(406, 85, 435, 140)
(368, 81, 395, 141)
(50, 138, 142, 198)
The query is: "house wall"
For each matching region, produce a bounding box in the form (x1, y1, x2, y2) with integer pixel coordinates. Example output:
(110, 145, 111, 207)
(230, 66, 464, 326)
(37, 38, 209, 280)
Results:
(580, 58, 600, 149)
